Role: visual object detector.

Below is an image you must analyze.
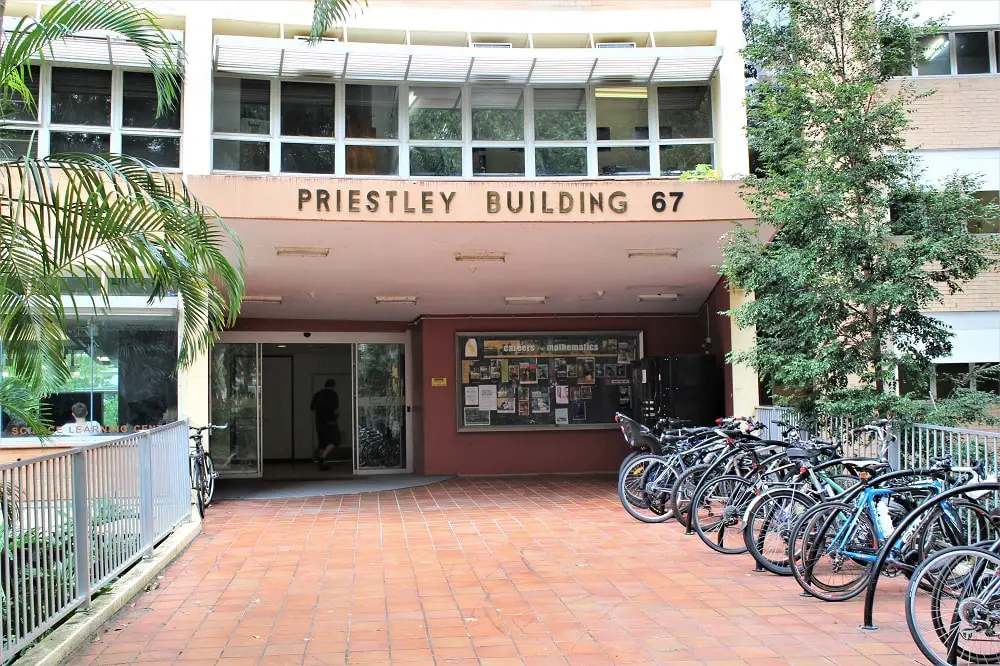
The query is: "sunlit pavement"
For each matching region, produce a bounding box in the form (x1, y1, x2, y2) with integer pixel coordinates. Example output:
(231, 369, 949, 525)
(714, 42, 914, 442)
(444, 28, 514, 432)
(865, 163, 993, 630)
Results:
(65, 477, 921, 665)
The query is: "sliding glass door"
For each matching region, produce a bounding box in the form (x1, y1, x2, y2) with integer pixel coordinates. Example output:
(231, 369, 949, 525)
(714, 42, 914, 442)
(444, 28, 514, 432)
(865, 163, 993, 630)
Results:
(209, 343, 262, 478)
(354, 343, 406, 472)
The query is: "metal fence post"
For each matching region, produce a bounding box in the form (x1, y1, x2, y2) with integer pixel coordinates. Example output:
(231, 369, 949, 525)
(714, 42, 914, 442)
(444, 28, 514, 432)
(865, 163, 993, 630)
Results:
(138, 431, 154, 557)
(71, 450, 91, 608)
(889, 425, 902, 470)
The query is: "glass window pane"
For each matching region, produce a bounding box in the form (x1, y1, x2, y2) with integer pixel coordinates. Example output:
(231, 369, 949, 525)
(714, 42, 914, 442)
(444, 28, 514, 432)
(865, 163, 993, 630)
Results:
(969, 190, 1000, 234)
(659, 143, 714, 176)
(281, 143, 336, 174)
(658, 86, 712, 139)
(213, 78, 270, 135)
(597, 146, 648, 176)
(975, 363, 999, 395)
(9, 65, 39, 122)
(955, 32, 990, 74)
(122, 135, 180, 168)
(213, 139, 269, 171)
(51, 68, 111, 126)
(280, 81, 335, 137)
(123, 72, 180, 129)
(917, 34, 952, 75)
(536, 147, 587, 176)
(346, 145, 398, 175)
(107, 278, 157, 296)
(50, 132, 110, 154)
(0, 129, 38, 159)
(409, 87, 462, 140)
(409, 146, 461, 176)
(471, 88, 524, 141)
(472, 147, 524, 176)
(935, 362, 970, 398)
(533, 88, 586, 141)
(346, 85, 398, 140)
(595, 88, 648, 141)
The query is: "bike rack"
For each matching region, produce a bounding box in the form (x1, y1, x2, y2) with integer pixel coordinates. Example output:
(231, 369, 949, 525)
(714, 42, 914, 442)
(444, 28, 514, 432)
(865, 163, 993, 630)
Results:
(860, 482, 1000, 630)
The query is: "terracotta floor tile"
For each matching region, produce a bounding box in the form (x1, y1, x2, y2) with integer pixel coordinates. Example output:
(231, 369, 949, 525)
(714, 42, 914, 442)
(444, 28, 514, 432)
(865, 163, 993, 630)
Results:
(58, 477, 924, 666)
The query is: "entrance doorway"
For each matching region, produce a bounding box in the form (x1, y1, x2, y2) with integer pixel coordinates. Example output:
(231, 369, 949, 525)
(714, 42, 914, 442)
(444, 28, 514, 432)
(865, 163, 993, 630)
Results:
(208, 334, 410, 479)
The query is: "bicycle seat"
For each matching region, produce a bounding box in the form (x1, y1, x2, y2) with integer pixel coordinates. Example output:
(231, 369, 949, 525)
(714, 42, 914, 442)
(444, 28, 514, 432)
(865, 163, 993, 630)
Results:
(785, 447, 821, 461)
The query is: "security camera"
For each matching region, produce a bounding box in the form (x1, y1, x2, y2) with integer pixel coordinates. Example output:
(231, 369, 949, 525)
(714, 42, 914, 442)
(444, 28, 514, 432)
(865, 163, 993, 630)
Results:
(303, 332, 312, 338)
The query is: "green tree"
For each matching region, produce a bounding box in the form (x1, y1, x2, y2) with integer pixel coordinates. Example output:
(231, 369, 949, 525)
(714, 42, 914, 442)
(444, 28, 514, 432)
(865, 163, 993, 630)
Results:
(310, 0, 367, 41)
(721, 0, 1000, 425)
(0, 0, 245, 434)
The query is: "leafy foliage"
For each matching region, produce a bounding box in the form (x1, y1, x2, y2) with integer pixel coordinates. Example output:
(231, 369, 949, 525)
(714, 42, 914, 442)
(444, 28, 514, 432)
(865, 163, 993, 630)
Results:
(0, 0, 245, 433)
(679, 164, 722, 181)
(722, 0, 1000, 425)
(309, 0, 367, 42)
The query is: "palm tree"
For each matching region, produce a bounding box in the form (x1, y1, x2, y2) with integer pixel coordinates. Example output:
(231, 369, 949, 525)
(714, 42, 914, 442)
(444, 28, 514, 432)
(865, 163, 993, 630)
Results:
(310, 0, 367, 41)
(0, 0, 245, 433)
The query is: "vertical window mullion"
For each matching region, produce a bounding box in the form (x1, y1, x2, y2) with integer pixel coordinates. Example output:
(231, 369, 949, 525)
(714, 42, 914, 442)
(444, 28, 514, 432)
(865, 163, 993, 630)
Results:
(110, 68, 123, 154)
(269, 78, 281, 174)
(38, 64, 51, 158)
(990, 31, 999, 74)
(950, 31, 958, 75)
(398, 83, 409, 177)
(524, 87, 535, 178)
(648, 85, 660, 176)
(585, 85, 597, 177)
(461, 84, 472, 178)
(335, 80, 346, 176)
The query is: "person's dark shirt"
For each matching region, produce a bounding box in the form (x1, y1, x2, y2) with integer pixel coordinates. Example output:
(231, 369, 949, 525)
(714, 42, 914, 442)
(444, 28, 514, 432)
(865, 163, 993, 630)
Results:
(311, 388, 339, 423)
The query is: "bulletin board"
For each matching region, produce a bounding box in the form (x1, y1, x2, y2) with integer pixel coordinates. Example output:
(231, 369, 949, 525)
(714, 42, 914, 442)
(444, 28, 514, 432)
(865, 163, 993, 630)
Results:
(456, 332, 642, 431)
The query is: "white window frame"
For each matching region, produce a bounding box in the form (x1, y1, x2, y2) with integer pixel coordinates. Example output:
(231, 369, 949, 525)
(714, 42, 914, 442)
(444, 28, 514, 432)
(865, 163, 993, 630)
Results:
(655, 83, 716, 177)
(912, 29, 1000, 77)
(6, 62, 184, 169)
(211, 77, 718, 179)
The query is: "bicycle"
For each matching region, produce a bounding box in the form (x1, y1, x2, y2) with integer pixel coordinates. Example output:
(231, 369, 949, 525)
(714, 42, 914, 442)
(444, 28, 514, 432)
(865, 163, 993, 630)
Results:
(190, 424, 226, 518)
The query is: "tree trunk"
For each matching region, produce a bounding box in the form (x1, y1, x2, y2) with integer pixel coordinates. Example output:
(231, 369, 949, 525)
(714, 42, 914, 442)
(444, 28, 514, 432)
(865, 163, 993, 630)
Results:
(869, 305, 884, 394)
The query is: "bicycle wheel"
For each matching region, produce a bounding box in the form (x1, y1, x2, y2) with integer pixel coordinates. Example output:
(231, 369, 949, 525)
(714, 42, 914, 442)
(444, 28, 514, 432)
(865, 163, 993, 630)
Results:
(691, 474, 756, 554)
(906, 545, 1000, 665)
(791, 501, 875, 602)
(917, 500, 999, 562)
(618, 450, 643, 478)
(744, 488, 815, 575)
(201, 454, 216, 508)
(671, 463, 710, 529)
(617, 454, 675, 523)
(191, 456, 205, 519)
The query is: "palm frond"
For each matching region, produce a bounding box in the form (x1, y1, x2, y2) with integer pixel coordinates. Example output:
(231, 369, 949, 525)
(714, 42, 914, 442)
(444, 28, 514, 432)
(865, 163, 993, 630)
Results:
(0, 0, 182, 117)
(310, 0, 367, 42)
(0, 153, 245, 396)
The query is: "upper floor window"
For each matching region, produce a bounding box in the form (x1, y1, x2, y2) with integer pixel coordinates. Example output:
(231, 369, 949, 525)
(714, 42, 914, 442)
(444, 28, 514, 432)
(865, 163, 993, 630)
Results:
(210, 77, 715, 179)
(0, 65, 181, 168)
(914, 31, 1000, 77)
(970, 191, 1000, 234)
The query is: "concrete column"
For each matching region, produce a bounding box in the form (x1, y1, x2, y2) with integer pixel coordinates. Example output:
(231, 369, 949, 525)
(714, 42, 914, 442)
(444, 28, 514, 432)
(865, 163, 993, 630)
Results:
(729, 286, 759, 417)
(180, 8, 213, 176)
(712, 0, 750, 180)
(178, 350, 211, 434)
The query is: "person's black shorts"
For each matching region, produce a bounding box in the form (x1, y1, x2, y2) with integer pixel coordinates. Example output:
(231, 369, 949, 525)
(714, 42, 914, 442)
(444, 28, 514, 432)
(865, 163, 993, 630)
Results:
(316, 423, 341, 447)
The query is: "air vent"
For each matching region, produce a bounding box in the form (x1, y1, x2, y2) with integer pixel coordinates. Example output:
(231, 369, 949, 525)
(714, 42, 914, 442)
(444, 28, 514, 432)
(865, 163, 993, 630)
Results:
(472, 42, 513, 49)
(596, 42, 637, 49)
(294, 35, 340, 43)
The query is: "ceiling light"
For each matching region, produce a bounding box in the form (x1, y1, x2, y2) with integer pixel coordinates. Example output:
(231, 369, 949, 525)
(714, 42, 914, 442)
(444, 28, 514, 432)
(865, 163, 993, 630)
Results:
(275, 246, 330, 257)
(504, 296, 546, 305)
(277, 344, 287, 348)
(455, 251, 506, 263)
(375, 296, 418, 305)
(637, 293, 679, 302)
(627, 248, 679, 259)
(243, 295, 283, 304)
(595, 86, 648, 99)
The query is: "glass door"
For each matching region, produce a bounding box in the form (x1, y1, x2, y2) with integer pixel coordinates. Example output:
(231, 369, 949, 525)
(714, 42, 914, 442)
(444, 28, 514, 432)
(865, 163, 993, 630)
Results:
(210, 342, 262, 478)
(354, 343, 406, 472)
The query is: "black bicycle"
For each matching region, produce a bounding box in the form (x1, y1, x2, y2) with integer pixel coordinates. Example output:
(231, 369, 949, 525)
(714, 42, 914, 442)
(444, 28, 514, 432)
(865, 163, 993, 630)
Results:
(190, 424, 226, 518)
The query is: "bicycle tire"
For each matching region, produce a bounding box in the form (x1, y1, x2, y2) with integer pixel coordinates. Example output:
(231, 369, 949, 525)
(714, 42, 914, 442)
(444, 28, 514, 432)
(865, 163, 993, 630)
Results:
(692, 474, 755, 554)
(791, 501, 875, 602)
(192, 456, 205, 519)
(744, 487, 816, 575)
(618, 450, 644, 478)
(670, 463, 711, 529)
(201, 454, 216, 508)
(617, 454, 675, 523)
(906, 545, 1000, 665)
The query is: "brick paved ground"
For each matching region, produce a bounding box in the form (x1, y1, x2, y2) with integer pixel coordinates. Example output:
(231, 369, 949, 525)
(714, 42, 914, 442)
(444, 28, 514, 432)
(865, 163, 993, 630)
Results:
(65, 477, 922, 665)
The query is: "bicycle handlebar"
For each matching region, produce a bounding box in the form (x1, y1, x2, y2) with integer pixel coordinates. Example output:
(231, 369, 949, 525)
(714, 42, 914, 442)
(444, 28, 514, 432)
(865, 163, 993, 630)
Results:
(190, 424, 228, 434)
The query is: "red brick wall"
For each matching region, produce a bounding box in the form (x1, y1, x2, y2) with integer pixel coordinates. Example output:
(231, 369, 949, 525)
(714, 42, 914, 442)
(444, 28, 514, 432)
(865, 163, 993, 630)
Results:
(417, 315, 704, 475)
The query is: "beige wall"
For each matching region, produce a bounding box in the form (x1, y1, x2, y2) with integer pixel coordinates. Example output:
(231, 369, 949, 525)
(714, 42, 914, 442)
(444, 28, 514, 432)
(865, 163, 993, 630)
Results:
(937, 261, 1000, 312)
(886, 77, 1000, 151)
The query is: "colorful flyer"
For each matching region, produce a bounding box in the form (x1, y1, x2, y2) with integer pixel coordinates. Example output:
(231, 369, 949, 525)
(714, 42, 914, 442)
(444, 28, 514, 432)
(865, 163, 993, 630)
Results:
(555, 385, 569, 405)
(518, 360, 538, 384)
(537, 362, 549, 381)
(531, 390, 550, 414)
(577, 357, 596, 384)
(571, 401, 587, 421)
(464, 406, 490, 426)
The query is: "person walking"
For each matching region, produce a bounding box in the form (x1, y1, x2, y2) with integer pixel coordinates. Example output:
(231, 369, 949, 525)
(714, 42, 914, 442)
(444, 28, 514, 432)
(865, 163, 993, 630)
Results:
(310, 379, 341, 470)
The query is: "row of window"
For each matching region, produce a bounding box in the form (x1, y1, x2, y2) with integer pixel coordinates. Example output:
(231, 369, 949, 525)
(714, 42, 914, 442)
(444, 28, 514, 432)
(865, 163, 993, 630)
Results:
(900, 362, 1000, 400)
(4, 65, 181, 167)
(211, 79, 715, 178)
(914, 30, 1000, 77)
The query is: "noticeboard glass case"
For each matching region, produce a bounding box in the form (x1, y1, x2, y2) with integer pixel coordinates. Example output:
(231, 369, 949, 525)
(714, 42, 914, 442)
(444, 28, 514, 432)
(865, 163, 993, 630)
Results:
(456, 331, 643, 431)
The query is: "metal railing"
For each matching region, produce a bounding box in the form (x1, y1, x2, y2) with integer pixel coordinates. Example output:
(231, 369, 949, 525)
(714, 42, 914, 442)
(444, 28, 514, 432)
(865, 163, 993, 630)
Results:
(756, 406, 1000, 475)
(0, 420, 191, 662)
